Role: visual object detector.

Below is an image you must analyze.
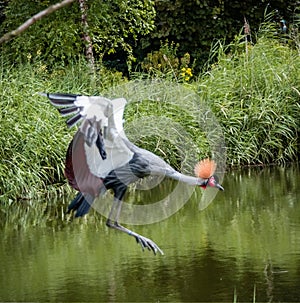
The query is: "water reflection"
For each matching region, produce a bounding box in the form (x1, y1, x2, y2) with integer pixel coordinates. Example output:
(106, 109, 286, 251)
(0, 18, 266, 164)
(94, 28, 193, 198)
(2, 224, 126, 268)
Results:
(0, 164, 299, 301)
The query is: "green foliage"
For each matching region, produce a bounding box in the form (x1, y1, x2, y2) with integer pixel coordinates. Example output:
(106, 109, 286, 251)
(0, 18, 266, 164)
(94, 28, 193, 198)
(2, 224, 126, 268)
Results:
(140, 40, 194, 82)
(0, 0, 156, 66)
(197, 23, 300, 165)
(137, 0, 299, 72)
(89, 0, 155, 63)
(1, 0, 298, 73)
(1, 0, 82, 64)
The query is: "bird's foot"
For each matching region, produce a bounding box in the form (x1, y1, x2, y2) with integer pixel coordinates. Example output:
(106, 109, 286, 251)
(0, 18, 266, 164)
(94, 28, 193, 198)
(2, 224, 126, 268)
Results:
(132, 232, 164, 255)
(106, 219, 164, 255)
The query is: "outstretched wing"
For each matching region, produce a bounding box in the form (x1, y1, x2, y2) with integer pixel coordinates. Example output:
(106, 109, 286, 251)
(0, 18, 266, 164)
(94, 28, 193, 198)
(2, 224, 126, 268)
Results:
(42, 92, 134, 178)
(40, 92, 111, 128)
(41, 92, 114, 161)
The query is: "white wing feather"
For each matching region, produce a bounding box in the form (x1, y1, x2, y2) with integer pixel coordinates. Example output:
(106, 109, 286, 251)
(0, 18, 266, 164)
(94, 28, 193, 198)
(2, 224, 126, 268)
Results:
(83, 97, 134, 178)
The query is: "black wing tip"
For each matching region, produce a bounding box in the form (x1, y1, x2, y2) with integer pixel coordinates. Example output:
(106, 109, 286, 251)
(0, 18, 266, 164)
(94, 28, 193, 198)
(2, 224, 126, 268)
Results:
(66, 113, 82, 128)
(39, 92, 79, 97)
(58, 106, 80, 117)
(40, 92, 80, 107)
(40, 92, 82, 127)
(39, 92, 80, 102)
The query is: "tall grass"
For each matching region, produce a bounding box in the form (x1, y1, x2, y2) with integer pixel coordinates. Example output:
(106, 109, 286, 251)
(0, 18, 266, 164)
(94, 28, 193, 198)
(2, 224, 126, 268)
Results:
(197, 22, 300, 165)
(0, 57, 125, 205)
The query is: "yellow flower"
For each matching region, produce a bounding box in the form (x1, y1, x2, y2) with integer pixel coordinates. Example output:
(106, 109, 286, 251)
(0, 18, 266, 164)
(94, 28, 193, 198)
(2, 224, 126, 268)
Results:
(186, 68, 193, 76)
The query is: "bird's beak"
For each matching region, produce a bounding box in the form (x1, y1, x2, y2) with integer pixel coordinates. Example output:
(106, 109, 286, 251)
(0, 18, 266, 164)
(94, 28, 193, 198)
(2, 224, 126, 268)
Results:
(207, 175, 224, 191)
(216, 183, 224, 191)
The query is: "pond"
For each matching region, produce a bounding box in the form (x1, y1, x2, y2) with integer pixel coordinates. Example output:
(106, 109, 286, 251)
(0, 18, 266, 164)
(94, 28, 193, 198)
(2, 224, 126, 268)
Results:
(0, 164, 299, 302)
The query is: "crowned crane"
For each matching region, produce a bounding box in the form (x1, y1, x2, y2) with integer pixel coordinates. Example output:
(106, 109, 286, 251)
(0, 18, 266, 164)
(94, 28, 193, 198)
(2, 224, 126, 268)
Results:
(41, 92, 224, 255)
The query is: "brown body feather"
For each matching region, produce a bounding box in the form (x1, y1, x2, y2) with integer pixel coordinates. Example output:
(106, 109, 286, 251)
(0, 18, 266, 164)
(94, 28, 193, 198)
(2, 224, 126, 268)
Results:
(65, 131, 103, 197)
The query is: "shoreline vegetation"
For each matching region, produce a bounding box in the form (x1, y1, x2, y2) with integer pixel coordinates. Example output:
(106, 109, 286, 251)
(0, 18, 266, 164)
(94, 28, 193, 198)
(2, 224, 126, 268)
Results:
(0, 23, 299, 219)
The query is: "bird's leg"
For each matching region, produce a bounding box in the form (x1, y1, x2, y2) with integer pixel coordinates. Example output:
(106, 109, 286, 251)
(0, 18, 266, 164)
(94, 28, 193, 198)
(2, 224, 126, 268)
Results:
(106, 197, 122, 224)
(106, 198, 164, 255)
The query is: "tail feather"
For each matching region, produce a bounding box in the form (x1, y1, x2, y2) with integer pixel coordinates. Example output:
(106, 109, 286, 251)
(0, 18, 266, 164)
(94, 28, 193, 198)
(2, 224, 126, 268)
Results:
(67, 192, 84, 213)
(67, 192, 93, 217)
(75, 199, 92, 217)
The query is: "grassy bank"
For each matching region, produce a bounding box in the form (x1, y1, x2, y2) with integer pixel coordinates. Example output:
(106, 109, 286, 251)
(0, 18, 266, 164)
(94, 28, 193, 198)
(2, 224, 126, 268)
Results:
(0, 25, 299, 206)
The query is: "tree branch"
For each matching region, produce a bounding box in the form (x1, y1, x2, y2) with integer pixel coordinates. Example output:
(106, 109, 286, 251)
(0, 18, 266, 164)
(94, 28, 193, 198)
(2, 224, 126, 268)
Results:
(0, 0, 76, 44)
(78, 0, 95, 68)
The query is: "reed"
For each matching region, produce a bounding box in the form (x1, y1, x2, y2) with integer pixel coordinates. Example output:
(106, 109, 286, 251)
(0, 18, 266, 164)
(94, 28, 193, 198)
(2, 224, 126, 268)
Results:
(197, 22, 300, 165)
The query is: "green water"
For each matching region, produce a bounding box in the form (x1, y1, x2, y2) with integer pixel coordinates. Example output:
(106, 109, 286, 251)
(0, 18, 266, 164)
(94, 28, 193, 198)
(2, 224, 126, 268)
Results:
(0, 164, 299, 302)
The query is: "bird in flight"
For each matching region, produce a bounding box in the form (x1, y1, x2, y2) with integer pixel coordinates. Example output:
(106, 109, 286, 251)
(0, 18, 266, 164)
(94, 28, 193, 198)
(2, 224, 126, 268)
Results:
(41, 92, 224, 255)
